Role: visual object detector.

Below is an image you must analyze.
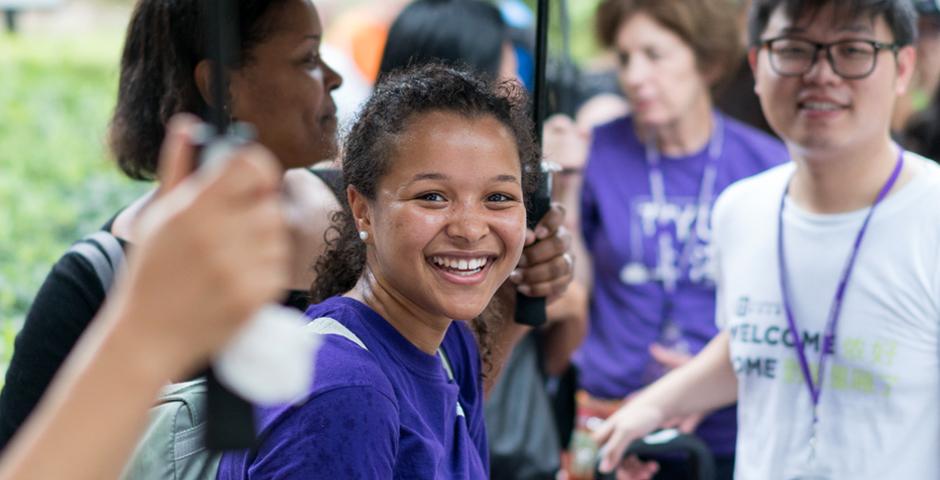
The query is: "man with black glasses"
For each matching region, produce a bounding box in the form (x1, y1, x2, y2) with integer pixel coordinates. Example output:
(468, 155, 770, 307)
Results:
(593, 1, 940, 479)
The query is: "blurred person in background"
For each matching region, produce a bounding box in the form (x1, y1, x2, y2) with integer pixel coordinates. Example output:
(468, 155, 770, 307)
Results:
(566, 0, 786, 478)
(0, 116, 291, 480)
(379, 0, 518, 84)
(898, 0, 940, 160)
(716, 0, 777, 136)
(892, 0, 940, 134)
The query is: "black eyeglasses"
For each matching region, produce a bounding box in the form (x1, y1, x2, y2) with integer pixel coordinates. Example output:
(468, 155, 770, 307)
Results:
(760, 37, 901, 79)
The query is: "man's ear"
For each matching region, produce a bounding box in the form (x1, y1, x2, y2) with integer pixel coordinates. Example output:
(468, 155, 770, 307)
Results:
(194, 60, 215, 107)
(747, 46, 760, 96)
(347, 185, 373, 243)
(894, 44, 917, 96)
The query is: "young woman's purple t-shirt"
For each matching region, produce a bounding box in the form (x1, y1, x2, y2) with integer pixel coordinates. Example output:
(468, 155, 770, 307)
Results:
(216, 296, 488, 479)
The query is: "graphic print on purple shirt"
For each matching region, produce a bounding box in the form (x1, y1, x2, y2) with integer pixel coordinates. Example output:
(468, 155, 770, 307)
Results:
(216, 296, 488, 479)
(573, 113, 787, 455)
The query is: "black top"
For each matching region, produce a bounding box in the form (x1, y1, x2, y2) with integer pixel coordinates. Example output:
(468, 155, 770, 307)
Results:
(0, 217, 127, 450)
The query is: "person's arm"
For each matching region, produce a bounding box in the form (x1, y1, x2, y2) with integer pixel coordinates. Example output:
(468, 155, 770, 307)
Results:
(0, 115, 289, 480)
(592, 330, 738, 474)
(541, 281, 587, 377)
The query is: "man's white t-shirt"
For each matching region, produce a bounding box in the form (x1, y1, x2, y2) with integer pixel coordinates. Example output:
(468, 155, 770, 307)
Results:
(713, 152, 940, 479)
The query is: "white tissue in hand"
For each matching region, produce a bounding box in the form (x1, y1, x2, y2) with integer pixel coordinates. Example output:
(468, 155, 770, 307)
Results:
(214, 305, 321, 405)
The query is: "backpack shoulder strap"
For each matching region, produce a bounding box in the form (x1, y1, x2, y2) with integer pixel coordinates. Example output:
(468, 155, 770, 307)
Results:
(437, 347, 465, 418)
(67, 231, 125, 294)
(437, 349, 454, 382)
(305, 316, 368, 350)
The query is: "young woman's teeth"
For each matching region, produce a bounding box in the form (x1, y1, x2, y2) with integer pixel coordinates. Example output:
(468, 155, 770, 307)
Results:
(802, 102, 841, 111)
(431, 256, 488, 275)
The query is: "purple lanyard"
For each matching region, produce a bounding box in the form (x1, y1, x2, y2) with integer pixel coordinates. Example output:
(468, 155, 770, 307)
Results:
(645, 114, 724, 294)
(776, 149, 904, 424)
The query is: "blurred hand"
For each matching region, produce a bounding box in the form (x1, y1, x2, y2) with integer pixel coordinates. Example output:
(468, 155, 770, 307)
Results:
(542, 114, 590, 171)
(119, 114, 290, 378)
(508, 203, 573, 304)
(592, 401, 664, 476)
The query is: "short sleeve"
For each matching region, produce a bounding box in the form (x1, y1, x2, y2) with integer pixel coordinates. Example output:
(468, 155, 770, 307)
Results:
(248, 386, 399, 479)
(711, 189, 732, 330)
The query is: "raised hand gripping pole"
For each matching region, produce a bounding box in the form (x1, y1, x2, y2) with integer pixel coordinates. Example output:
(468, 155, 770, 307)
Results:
(515, 0, 552, 327)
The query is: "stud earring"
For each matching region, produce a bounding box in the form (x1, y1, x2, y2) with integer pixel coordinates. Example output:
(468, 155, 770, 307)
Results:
(358, 231, 369, 241)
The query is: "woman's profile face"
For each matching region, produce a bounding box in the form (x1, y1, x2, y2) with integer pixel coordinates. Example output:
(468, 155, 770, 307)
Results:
(614, 12, 711, 129)
(229, 0, 342, 170)
(362, 111, 527, 321)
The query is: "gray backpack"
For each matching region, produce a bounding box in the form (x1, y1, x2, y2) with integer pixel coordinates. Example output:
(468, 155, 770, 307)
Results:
(118, 316, 369, 480)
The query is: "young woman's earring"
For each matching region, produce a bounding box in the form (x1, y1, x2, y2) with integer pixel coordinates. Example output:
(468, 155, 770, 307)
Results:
(358, 231, 369, 241)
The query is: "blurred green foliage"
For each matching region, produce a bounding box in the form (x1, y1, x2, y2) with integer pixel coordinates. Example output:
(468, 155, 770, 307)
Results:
(523, 0, 605, 64)
(0, 31, 148, 377)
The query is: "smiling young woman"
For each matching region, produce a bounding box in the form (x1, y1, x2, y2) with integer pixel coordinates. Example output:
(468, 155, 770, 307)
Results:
(216, 64, 541, 479)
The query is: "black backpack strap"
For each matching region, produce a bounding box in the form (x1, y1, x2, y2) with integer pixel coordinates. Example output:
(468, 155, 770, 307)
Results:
(67, 231, 125, 294)
(308, 168, 344, 201)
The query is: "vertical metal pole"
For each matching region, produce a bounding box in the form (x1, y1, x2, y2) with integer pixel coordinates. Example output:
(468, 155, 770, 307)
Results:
(4, 9, 17, 33)
(515, 0, 552, 327)
(203, 0, 256, 451)
(533, 0, 549, 144)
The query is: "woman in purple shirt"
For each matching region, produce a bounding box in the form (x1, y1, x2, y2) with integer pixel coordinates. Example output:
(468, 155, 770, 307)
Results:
(218, 64, 551, 478)
(570, 1, 787, 478)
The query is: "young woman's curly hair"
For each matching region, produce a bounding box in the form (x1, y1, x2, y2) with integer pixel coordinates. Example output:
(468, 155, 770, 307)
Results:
(311, 64, 541, 372)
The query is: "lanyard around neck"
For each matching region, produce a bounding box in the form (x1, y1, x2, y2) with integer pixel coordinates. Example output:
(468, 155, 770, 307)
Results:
(644, 114, 724, 294)
(776, 149, 904, 424)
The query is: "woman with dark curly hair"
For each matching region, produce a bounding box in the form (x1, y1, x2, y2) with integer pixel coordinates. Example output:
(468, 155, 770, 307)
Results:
(217, 63, 540, 479)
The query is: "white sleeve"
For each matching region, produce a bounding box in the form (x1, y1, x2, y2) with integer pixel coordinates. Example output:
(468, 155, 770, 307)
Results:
(711, 190, 732, 331)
